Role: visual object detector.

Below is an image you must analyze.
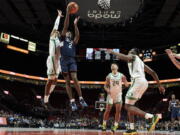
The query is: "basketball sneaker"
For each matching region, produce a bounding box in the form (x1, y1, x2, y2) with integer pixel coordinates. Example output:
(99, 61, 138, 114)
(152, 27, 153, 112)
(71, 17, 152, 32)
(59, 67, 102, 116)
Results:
(102, 122, 107, 132)
(148, 114, 160, 132)
(123, 129, 137, 135)
(70, 101, 78, 111)
(79, 99, 88, 108)
(111, 124, 118, 133)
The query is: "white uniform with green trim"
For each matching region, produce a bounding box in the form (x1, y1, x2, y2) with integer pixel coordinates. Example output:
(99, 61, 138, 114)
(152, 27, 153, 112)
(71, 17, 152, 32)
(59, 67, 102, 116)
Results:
(126, 55, 148, 105)
(47, 36, 62, 79)
(106, 72, 124, 105)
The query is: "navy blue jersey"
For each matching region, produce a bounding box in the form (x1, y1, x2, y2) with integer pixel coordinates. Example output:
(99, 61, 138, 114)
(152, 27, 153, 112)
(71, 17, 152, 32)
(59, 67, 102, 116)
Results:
(60, 36, 76, 57)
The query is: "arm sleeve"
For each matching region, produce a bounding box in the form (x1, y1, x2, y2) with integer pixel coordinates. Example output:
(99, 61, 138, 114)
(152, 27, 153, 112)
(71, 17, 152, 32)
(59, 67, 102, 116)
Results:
(53, 16, 60, 30)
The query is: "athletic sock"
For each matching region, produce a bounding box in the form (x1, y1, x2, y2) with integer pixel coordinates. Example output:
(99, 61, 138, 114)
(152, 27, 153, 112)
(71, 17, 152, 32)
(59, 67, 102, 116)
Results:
(145, 113, 154, 119)
(114, 122, 118, 127)
(79, 96, 83, 100)
(103, 120, 107, 125)
(130, 123, 135, 130)
(44, 95, 49, 103)
(70, 99, 75, 103)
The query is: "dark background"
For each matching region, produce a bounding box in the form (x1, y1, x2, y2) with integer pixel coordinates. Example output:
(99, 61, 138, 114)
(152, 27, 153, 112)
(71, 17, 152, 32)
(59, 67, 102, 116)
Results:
(0, 0, 180, 81)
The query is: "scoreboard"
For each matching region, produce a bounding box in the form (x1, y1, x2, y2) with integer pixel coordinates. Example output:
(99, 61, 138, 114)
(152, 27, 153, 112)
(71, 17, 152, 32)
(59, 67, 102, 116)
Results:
(0, 32, 36, 53)
(0, 33, 10, 44)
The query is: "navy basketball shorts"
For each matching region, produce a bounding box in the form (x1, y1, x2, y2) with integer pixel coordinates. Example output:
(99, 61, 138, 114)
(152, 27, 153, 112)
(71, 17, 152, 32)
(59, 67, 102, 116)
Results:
(60, 57, 77, 73)
(171, 108, 179, 119)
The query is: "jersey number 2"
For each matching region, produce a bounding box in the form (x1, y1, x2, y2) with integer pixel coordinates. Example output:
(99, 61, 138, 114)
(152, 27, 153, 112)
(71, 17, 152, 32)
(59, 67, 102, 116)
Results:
(68, 43, 72, 49)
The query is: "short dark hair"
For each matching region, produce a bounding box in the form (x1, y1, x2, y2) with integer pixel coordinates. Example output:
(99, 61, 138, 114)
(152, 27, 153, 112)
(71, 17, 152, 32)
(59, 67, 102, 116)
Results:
(111, 62, 119, 67)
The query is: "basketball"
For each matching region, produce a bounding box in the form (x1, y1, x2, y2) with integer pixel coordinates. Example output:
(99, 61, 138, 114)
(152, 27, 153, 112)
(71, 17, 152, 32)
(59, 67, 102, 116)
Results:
(67, 2, 79, 14)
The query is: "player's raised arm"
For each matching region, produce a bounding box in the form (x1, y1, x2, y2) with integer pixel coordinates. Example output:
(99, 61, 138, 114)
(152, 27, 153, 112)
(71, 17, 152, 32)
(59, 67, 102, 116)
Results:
(122, 75, 129, 88)
(174, 53, 180, 59)
(50, 10, 63, 37)
(144, 64, 165, 94)
(165, 49, 180, 70)
(107, 49, 135, 62)
(73, 16, 80, 45)
(104, 77, 110, 94)
(61, 6, 70, 36)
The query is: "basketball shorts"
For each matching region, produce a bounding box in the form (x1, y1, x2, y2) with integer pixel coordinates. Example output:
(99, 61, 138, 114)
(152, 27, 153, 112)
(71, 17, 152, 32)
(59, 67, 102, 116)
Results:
(171, 108, 180, 119)
(106, 93, 122, 105)
(125, 77, 148, 105)
(46, 56, 61, 79)
(60, 57, 77, 73)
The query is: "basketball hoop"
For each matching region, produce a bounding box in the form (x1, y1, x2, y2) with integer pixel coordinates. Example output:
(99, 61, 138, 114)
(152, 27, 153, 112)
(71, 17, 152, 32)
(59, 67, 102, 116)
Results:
(97, 0, 111, 10)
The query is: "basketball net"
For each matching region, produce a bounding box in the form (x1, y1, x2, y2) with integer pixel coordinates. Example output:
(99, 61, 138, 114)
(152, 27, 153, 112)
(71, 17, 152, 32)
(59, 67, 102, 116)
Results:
(97, 0, 111, 10)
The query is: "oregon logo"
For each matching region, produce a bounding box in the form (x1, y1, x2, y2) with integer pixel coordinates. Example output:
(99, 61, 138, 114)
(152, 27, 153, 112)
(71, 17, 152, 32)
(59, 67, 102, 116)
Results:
(127, 92, 133, 97)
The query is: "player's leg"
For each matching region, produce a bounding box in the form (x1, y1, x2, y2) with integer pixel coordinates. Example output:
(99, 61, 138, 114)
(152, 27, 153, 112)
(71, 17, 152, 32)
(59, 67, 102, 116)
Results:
(127, 111, 135, 131)
(102, 97, 113, 131)
(63, 72, 77, 111)
(170, 109, 176, 131)
(115, 103, 122, 124)
(70, 63, 88, 108)
(103, 105, 112, 123)
(111, 103, 122, 133)
(70, 72, 82, 97)
(60, 58, 77, 111)
(44, 78, 54, 104)
(44, 56, 57, 105)
(48, 60, 61, 95)
(44, 77, 57, 109)
(178, 108, 180, 121)
(63, 73, 73, 99)
(124, 79, 159, 134)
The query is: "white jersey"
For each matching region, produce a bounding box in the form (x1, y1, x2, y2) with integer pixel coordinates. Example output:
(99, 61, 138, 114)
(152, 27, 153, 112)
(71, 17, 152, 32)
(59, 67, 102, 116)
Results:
(46, 36, 62, 78)
(106, 72, 124, 104)
(49, 36, 62, 58)
(107, 72, 123, 93)
(128, 55, 145, 79)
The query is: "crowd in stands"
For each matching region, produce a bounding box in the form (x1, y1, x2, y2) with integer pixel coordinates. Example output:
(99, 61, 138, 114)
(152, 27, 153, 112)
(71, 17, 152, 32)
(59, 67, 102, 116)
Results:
(0, 109, 179, 131)
(0, 81, 179, 131)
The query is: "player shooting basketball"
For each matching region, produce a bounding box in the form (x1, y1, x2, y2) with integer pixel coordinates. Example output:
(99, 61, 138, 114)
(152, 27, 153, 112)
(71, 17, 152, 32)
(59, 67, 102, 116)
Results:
(59, 4, 87, 111)
(107, 48, 165, 134)
(102, 63, 129, 133)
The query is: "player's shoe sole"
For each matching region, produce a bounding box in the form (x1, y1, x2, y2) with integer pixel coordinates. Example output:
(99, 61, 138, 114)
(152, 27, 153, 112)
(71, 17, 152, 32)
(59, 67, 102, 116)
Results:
(123, 130, 138, 135)
(123, 132, 138, 135)
(111, 125, 118, 134)
(79, 99, 88, 108)
(70, 102, 78, 111)
(148, 115, 160, 132)
(101, 127, 107, 132)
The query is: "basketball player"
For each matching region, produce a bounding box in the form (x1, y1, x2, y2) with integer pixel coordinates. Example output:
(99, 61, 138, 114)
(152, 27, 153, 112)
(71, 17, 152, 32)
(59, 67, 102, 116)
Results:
(168, 94, 180, 121)
(44, 10, 63, 109)
(165, 49, 180, 70)
(107, 48, 165, 134)
(60, 6, 87, 111)
(102, 63, 129, 133)
(168, 94, 180, 131)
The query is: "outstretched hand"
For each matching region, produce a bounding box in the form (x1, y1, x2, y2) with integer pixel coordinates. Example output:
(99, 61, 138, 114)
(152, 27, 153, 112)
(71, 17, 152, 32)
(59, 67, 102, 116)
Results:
(158, 85, 165, 95)
(57, 10, 64, 17)
(74, 16, 80, 25)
